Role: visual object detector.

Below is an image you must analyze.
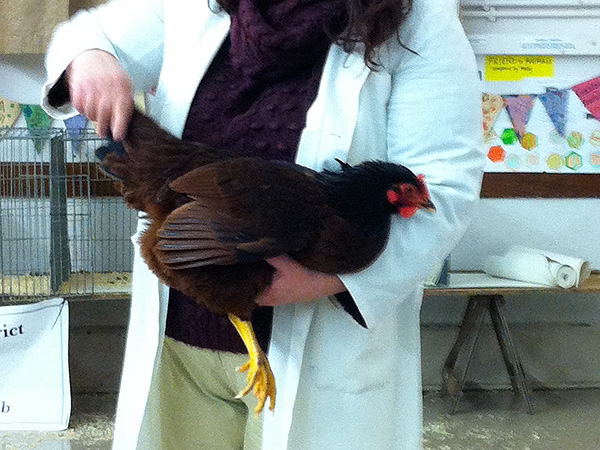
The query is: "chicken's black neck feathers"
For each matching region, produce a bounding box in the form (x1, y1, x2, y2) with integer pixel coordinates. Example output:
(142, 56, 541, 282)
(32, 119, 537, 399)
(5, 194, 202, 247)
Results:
(315, 160, 418, 223)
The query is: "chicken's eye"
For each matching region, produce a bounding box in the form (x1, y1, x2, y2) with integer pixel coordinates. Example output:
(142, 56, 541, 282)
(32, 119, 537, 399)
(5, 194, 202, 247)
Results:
(401, 184, 415, 195)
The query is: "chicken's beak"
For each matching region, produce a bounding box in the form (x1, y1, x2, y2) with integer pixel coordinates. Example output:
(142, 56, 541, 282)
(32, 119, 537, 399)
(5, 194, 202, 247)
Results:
(421, 199, 436, 213)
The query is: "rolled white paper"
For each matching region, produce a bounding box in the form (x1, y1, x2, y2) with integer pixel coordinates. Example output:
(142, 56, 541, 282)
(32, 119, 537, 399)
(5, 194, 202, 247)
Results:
(514, 246, 592, 287)
(484, 246, 592, 289)
(485, 253, 556, 287)
(547, 260, 577, 289)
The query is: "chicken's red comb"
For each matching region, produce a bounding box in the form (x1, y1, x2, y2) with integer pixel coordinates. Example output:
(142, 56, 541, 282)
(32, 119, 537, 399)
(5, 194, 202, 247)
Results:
(417, 174, 429, 195)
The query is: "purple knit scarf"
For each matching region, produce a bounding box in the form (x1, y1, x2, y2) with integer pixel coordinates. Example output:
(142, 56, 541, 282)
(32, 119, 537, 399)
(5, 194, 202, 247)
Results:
(229, 0, 342, 81)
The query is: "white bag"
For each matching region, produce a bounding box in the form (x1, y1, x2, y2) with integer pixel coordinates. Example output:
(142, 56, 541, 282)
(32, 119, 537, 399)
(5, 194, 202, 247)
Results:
(0, 297, 70, 431)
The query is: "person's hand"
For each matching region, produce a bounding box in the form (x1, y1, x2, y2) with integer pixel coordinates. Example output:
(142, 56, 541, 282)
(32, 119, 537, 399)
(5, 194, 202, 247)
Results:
(256, 256, 346, 306)
(65, 49, 133, 141)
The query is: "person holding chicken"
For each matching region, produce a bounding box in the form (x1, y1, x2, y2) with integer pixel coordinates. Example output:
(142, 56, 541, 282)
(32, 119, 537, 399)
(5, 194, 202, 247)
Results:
(42, 0, 485, 448)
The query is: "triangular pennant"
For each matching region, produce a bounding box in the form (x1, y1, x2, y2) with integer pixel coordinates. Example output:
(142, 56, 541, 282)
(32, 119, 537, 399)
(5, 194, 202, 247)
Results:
(64, 114, 89, 156)
(134, 92, 147, 114)
(22, 104, 53, 152)
(539, 88, 569, 137)
(0, 96, 22, 139)
(482, 93, 504, 137)
(503, 95, 536, 138)
(571, 77, 600, 122)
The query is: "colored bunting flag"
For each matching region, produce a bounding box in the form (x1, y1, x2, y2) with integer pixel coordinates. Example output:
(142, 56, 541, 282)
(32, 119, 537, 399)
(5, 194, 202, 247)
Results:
(503, 95, 536, 139)
(0, 96, 21, 139)
(134, 92, 147, 114)
(22, 104, 53, 152)
(64, 114, 89, 156)
(572, 77, 600, 122)
(482, 93, 504, 137)
(539, 88, 569, 137)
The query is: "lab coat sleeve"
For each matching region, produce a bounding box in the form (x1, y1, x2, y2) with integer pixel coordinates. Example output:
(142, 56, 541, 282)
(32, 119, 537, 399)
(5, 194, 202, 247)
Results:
(42, 0, 164, 118)
(339, 0, 485, 327)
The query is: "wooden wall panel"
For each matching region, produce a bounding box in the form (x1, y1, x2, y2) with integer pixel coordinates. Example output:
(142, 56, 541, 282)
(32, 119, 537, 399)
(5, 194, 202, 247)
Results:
(481, 173, 600, 198)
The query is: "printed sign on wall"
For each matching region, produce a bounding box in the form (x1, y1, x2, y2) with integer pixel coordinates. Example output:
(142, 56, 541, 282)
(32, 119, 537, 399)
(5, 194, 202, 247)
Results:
(479, 54, 600, 173)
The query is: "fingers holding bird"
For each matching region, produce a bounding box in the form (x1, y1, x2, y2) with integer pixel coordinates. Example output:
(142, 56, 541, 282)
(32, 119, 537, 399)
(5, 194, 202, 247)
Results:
(255, 255, 346, 307)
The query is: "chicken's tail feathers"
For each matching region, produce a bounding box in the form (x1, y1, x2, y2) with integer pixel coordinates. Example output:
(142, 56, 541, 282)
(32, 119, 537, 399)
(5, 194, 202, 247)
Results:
(332, 291, 368, 329)
(95, 140, 127, 180)
(96, 140, 125, 160)
(124, 109, 181, 149)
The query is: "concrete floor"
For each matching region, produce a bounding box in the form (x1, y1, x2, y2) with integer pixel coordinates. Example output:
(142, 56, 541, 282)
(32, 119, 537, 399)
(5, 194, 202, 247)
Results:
(1, 389, 600, 449)
(423, 389, 600, 450)
(0, 394, 115, 450)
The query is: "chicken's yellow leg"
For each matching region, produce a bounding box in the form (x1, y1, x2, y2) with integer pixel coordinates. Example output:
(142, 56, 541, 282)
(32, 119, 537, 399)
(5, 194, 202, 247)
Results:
(228, 314, 276, 414)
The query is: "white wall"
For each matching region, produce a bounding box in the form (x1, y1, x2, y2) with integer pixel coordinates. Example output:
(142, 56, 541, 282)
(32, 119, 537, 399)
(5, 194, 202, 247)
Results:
(454, 198, 600, 271)
(0, 54, 49, 106)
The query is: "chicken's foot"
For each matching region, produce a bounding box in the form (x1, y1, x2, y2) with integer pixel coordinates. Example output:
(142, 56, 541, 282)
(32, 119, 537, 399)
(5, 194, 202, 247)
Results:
(228, 314, 276, 414)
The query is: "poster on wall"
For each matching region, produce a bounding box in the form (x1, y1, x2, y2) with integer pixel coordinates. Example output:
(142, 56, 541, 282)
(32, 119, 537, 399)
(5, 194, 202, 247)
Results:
(480, 53, 600, 173)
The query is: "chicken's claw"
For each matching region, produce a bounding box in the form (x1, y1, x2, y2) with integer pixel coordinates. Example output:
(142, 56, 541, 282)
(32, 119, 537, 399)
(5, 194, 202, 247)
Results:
(228, 314, 276, 414)
(236, 351, 276, 414)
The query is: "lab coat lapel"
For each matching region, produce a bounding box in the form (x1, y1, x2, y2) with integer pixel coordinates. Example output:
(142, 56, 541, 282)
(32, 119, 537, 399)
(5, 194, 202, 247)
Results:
(296, 46, 369, 171)
(155, 5, 230, 136)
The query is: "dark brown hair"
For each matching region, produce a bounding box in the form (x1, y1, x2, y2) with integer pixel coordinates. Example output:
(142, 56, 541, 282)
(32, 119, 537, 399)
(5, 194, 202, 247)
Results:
(215, 0, 414, 68)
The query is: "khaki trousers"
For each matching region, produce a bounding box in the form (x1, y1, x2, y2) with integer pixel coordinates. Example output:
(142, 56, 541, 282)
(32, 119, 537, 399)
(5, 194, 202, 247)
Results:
(139, 337, 263, 450)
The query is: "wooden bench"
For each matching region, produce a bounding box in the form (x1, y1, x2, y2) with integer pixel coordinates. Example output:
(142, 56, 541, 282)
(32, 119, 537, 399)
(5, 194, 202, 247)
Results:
(423, 271, 600, 414)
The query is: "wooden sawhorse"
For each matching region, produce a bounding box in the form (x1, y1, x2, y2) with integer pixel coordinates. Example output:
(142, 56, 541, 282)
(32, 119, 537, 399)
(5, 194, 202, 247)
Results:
(440, 294, 533, 414)
(424, 271, 600, 414)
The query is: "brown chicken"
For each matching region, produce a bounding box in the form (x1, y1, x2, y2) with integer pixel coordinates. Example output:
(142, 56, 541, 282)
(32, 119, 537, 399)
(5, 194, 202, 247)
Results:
(92, 110, 436, 414)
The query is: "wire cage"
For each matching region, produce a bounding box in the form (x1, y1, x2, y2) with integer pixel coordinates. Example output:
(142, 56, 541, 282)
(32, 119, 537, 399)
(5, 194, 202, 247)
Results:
(0, 127, 138, 301)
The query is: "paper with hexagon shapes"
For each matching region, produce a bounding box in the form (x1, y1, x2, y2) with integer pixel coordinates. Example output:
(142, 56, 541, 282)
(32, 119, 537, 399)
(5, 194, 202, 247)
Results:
(546, 153, 565, 171)
(566, 131, 584, 149)
(520, 132, 538, 150)
(487, 145, 506, 163)
(501, 128, 519, 145)
(565, 151, 583, 171)
(526, 152, 540, 168)
(590, 130, 600, 148)
(504, 153, 522, 171)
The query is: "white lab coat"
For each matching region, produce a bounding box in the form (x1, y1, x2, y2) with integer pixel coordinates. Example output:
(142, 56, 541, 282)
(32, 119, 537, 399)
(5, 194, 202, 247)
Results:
(42, 0, 484, 448)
